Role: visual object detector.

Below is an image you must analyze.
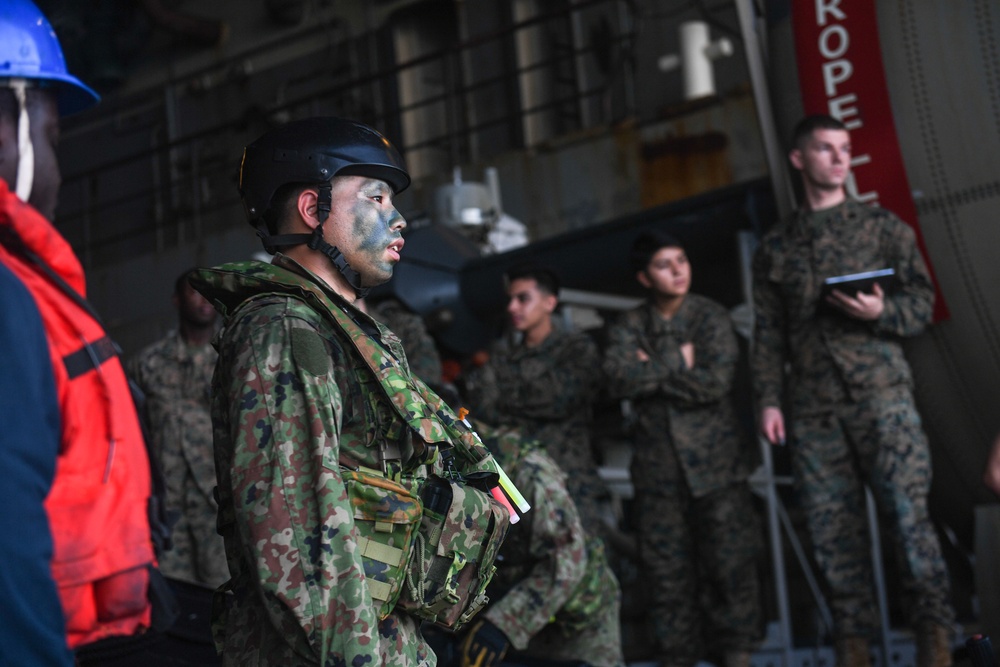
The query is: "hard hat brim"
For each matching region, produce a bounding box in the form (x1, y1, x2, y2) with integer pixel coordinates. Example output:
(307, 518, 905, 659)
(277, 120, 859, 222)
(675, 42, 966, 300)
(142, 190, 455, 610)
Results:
(49, 73, 100, 116)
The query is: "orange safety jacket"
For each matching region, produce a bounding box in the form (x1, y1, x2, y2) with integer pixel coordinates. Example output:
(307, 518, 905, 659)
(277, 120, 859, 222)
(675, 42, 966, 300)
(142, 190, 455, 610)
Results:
(0, 180, 154, 649)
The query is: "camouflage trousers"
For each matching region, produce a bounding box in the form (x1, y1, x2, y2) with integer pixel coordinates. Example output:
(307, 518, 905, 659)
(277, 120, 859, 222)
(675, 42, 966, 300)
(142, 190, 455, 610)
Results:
(635, 474, 763, 665)
(790, 388, 954, 638)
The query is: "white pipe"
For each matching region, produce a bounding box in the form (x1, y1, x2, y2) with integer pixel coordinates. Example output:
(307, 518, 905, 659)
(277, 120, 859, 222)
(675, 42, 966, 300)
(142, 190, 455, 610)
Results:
(679, 21, 733, 100)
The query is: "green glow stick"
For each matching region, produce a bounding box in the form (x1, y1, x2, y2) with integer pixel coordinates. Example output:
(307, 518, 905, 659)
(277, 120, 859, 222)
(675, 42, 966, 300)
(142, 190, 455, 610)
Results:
(458, 408, 531, 514)
(495, 463, 531, 514)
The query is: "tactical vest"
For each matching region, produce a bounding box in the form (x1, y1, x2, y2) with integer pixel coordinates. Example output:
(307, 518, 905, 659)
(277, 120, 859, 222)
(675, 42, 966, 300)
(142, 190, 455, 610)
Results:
(205, 262, 511, 631)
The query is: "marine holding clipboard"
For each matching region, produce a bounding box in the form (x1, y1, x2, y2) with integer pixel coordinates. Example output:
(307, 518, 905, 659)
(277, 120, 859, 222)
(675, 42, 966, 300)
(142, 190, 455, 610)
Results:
(750, 114, 955, 667)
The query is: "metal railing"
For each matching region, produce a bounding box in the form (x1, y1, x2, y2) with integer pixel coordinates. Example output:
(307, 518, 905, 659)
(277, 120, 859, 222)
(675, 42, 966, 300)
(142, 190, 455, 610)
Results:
(54, 0, 638, 271)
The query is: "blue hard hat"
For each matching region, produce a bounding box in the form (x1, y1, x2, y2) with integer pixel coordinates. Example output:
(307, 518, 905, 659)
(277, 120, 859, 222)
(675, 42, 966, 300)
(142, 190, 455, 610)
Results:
(0, 0, 99, 115)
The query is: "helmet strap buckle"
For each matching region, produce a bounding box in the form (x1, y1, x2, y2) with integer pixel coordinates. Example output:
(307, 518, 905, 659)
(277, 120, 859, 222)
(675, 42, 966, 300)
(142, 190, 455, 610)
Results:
(306, 225, 369, 300)
(316, 182, 332, 224)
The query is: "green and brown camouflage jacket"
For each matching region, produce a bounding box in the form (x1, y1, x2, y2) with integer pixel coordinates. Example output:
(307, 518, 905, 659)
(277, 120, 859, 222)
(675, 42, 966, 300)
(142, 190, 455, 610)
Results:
(603, 295, 751, 497)
(193, 255, 462, 667)
(751, 199, 934, 415)
(368, 298, 442, 387)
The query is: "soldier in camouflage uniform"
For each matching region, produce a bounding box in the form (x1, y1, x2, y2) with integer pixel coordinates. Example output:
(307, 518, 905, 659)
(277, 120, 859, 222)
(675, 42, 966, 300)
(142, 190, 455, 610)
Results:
(444, 421, 624, 667)
(129, 268, 227, 588)
(190, 118, 510, 666)
(752, 115, 954, 667)
(465, 263, 606, 536)
(603, 231, 763, 667)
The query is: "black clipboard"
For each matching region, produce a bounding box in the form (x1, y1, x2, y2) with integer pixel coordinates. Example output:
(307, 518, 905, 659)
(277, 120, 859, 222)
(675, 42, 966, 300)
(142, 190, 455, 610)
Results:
(821, 268, 896, 300)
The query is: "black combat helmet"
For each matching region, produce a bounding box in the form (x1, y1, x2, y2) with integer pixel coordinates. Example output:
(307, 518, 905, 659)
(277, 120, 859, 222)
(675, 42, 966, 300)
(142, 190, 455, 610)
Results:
(238, 117, 410, 297)
(239, 116, 410, 233)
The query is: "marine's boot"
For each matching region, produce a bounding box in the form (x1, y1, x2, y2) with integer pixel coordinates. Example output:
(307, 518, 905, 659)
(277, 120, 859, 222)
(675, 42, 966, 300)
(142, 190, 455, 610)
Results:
(724, 650, 752, 667)
(834, 636, 872, 667)
(916, 623, 953, 667)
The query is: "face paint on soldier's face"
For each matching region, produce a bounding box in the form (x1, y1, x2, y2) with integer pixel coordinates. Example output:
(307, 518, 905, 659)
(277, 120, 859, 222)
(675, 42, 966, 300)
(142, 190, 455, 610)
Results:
(327, 176, 407, 287)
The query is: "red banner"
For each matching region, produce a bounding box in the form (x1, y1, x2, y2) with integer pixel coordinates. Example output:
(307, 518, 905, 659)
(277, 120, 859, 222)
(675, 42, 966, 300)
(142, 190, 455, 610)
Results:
(791, 0, 948, 320)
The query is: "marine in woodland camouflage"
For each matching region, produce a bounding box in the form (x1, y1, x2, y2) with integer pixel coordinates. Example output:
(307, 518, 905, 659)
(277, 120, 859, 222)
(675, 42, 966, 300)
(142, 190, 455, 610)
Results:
(603, 295, 752, 497)
(751, 199, 935, 415)
(128, 332, 228, 587)
(465, 328, 606, 534)
(603, 295, 763, 662)
(751, 199, 953, 636)
(476, 423, 624, 667)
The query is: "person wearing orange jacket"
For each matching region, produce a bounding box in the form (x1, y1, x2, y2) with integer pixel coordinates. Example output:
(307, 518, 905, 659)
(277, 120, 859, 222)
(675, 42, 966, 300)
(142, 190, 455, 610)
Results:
(0, 1, 166, 663)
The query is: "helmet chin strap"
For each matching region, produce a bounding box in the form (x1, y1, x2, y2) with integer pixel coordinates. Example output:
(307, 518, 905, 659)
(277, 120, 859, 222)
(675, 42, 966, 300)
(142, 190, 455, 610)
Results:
(307, 183, 369, 299)
(306, 183, 368, 299)
(11, 79, 35, 203)
(307, 227, 369, 300)
(256, 183, 369, 299)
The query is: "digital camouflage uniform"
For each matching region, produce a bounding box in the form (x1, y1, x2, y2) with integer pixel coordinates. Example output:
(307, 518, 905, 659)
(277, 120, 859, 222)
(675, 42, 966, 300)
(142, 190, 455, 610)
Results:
(751, 199, 954, 638)
(465, 329, 605, 535)
(369, 297, 442, 385)
(603, 296, 763, 664)
(191, 254, 492, 667)
(477, 423, 624, 667)
(129, 332, 228, 587)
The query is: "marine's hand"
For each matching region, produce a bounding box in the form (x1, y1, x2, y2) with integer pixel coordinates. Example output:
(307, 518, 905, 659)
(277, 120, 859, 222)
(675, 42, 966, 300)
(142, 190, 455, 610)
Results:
(826, 282, 885, 321)
(760, 406, 786, 446)
(458, 619, 510, 667)
(636, 347, 650, 362)
(680, 342, 695, 369)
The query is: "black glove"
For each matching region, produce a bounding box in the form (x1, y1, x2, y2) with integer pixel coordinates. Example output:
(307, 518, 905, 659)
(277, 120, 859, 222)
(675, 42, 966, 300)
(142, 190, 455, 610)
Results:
(458, 619, 510, 667)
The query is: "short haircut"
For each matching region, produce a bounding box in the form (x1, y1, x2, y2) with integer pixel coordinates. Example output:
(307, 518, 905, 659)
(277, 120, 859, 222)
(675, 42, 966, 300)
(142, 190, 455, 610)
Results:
(629, 230, 684, 274)
(174, 268, 199, 296)
(263, 181, 313, 234)
(505, 261, 560, 297)
(791, 114, 848, 150)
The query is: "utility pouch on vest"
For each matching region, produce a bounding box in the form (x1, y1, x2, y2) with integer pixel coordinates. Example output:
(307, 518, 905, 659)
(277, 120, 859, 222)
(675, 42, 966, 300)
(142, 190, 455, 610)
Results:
(397, 473, 510, 630)
(341, 469, 423, 620)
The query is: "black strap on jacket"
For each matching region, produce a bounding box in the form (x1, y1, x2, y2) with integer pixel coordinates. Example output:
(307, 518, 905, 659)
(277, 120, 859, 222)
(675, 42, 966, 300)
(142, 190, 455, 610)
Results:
(63, 334, 118, 379)
(0, 227, 178, 563)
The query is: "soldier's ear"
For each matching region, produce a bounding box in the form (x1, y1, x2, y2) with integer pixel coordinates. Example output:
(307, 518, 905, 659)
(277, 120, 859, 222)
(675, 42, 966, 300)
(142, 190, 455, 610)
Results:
(789, 147, 804, 171)
(296, 188, 322, 230)
(636, 270, 652, 289)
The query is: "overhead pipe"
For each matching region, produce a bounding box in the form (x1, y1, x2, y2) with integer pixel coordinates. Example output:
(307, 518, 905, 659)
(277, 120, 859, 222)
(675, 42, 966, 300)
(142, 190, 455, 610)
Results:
(658, 20, 734, 101)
